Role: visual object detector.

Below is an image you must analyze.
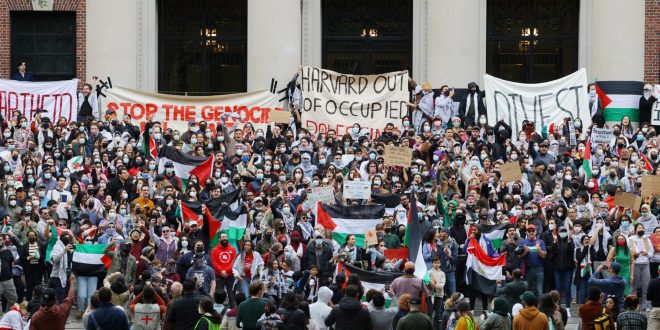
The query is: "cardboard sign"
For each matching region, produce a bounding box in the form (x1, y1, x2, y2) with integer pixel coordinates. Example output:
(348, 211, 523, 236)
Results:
(307, 186, 335, 205)
(364, 229, 378, 246)
(614, 192, 640, 210)
(651, 233, 660, 253)
(384, 145, 412, 167)
(500, 162, 522, 182)
(591, 127, 614, 144)
(641, 175, 660, 197)
(269, 110, 291, 124)
(343, 180, 372, 200)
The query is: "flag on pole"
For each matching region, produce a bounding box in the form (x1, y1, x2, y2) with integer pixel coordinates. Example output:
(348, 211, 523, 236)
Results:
(404, 192, 427, 278)
(582, 140, 592, 183)
(473, 223, 508, 250)
(158, 146, 213, 190)
(465, 238, 506, 295)
(45, 224, 63, 264)
(72, 244, 111, 276)
(316, 203, 385, 247)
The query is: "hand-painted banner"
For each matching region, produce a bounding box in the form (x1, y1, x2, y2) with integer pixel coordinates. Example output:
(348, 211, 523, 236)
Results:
(99, 86, 284, 132)
(0, 78, 79, 123)
(483, 68, 589, 133)
(300, 66, 409, 138)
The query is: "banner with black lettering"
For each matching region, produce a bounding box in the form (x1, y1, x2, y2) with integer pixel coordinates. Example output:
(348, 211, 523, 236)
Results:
(483, 68, 589, 133)
(0, 79, 79, 123)
(300, 66, 409, 138)
(99, 86, 284, 132)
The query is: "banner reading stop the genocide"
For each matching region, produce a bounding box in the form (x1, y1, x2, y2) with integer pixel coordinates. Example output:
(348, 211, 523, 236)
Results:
(300, 66, 409, 138)
(0, 78, 79, 123)
(99, 86, 284, 132)
(483, 68, 589, 133)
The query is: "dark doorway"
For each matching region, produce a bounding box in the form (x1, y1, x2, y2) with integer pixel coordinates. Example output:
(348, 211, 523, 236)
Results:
(486, 0, 579, 83)
(158, 0, 247, 95)
(322, 0, 413, 75)
(11, 11, 76, 81)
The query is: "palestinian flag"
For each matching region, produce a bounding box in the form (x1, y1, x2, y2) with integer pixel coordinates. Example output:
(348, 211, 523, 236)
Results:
(158, 146, 213, 190)
(597, 81, 644, 123)
(45, 224, 63, 264)
(336, 261, 400, 307)
(67, 156, 84, 173)
(465, 238, 506, 295)
(582, 139, 592, 182)
(141, 135, 158, 160)
(594, 82, 612, 109)
(436, 192, 452, 227)
(404, 192, 427, 277)
(206, 190, 247, 247)
(72, 244, 110, 276)
(469, 223, 508, 250)
(316, 203, 385, 247)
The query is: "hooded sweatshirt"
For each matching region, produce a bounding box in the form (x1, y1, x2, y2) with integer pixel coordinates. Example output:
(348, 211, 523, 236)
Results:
(512, 306, 549, 330)
(309, 287, 333, 330)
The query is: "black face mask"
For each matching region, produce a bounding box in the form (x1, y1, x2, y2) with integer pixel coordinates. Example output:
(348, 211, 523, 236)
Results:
(220, 239, 229, 247)
(121, 245, 131, 255)
(384, 227, 391, 234)
(195, 246, 204, 253)
(61, 237, 70, 246)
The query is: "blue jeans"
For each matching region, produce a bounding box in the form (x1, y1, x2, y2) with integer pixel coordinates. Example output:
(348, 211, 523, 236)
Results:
(577, 275, 589, 304)
(77, 276, 98, 312)
(237, 277, 252, 298)
(444, 272, 456, 297)
(554, 269, 573, 308)
(526, 266, 544, 297)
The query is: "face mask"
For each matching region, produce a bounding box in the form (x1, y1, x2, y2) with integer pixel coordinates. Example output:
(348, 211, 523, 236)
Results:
(559, 232, 568, 238)
(423, 125, 430, 132)
(352, 127, 360, 134)
(617, 239, 626, 246)
(510, 154, 518, 160)
(121, 193, 129, 199)
(596, 223, 603, 229)
(109, 212, 117, 219)
(44, 173, 52, 180)
(574, 227, 582, 233)
(315, 239, 323, 246)
(274, 164, 281, 170)
(191, 138, 198, 144)
(637, 230, 645, 237)
(8, 200, 16, 206)
(549, 224, 556, 230)
(181, 240, 188, 248)
(189, 191, 197, 197)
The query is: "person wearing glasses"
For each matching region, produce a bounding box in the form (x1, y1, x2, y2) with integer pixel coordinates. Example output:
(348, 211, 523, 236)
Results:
(517, 223, 547, 297)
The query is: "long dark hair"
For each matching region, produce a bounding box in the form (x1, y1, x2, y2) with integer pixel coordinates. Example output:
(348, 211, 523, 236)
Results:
(614, 234, 629, 256)
(538, 294, 557, 320)
(199, 296, 222, 323)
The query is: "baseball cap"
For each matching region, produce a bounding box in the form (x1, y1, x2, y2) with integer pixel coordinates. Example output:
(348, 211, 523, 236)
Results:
(526, 224, 536, 230)
(610, 262, 621, 273)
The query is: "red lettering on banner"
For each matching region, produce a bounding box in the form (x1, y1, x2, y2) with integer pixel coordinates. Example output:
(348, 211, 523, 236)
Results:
(130, 103, 145, 119)
(305, 120, 382, 138)
(173, 105, 186, 120)
(184, 106, 196, 121)
(119, 102, 132, 115)
(201, 105, 214, 120)
(145, 103, 158, 118)
(162, 104, 174, 120)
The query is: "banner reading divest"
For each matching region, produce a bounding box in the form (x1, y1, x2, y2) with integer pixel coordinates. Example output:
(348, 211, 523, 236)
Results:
(300, 66, 409, 138)
(99, 86, 284, 132)
(0, 79, 79, 123)
(483, 69, 589, 133)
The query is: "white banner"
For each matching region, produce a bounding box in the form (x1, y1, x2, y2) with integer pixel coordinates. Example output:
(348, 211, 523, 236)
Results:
(99, 86, 284, 132)
(651, 85, 660, 126)
(590, 127, 614, 144)
(483, 69, 589, 133)
(300, 66, 409, 138)
(343, 180, 372, 200)
(0, 79, 79, 123)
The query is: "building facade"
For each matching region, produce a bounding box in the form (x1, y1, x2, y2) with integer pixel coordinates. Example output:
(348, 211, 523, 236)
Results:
(0, 0, 658, 95)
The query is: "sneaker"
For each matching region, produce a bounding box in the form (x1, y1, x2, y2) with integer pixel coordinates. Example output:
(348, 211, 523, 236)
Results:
(566, 310, 571, 318)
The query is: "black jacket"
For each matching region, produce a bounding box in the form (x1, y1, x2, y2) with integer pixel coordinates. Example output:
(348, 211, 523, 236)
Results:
(306, 241, 334, 280)
(280, 308, 306, 330)
(18, 241, 46, 270)
(548, 237, 576, 271)
(325, 297, 373, 330)
(0, 248, 14, 281)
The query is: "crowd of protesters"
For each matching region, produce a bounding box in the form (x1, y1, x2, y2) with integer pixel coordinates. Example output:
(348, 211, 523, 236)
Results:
(0, 63, 658, 330)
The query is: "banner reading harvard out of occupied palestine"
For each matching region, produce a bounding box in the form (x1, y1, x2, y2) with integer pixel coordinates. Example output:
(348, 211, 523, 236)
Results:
(0, 79, 79, 123)
(300, 66, 409, 138)
(99, 86, 284, 132)
(483, 68, 589, 133)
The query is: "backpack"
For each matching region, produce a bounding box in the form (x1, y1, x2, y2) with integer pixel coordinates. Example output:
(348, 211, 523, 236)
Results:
(593, 308, 611, 330)
(194, 316, 221, 330)
(259, 315, 284, 330)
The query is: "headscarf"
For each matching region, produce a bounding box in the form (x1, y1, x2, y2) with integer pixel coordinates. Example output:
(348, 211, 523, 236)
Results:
(492, 297, 509, 317)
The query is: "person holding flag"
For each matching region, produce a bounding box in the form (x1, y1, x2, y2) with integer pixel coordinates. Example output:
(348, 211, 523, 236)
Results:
(462, 224, 502, 311)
